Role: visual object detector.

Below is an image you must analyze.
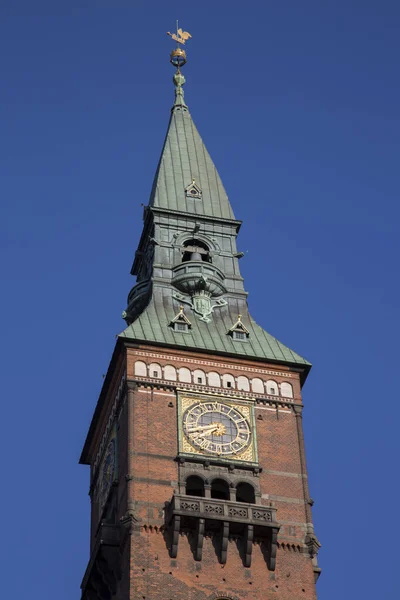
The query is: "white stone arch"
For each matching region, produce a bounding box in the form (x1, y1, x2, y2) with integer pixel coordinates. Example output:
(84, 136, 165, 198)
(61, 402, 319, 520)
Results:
(208, 371, 221, 387)
(222, 373, 235, 389)
(149, 363, 162, 378)
(281, 381, 294, 398)
(251, 377, 264, 393)
(266, 380, 279, 395)
(134, 361, 147, 376)
(193, 369, 206, 385)
(237, 375, 250, 391)
(164, 365, 177, 381)
(178, 367, 191, 383)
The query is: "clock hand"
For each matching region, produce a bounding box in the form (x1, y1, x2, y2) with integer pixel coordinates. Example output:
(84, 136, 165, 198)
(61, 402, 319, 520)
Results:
(187, 422, 220, 434)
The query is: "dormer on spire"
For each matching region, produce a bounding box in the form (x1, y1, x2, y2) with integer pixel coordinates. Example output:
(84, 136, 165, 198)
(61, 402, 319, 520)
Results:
(228, 314, 250, 341)
(170, 305, 192, 333)
(185, 178, 202, 200)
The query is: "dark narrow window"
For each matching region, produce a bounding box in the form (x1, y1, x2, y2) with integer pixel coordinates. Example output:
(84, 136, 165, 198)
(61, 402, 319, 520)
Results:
(236, 482, 256, 504)
(186, 476, 205, 497)
(211, 479, 230, 500)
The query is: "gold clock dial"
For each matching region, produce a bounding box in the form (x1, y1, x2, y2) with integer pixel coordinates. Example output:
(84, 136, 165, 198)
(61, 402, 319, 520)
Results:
(182, 400, 251, 456)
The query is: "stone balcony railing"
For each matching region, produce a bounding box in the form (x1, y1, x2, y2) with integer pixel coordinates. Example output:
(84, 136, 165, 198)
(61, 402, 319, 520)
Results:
(123, 279, 152, 323)
(166, 494, 280, 569)
(169, 494, 278, 524)
(171, 261, 226, 296)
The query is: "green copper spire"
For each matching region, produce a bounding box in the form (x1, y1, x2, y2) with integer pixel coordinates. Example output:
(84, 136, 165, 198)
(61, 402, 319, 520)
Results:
(147, 41, 235, 220)
(148, 97, 235, 219)
(119, 35, 310, 379)
(146, 27, 234, 218)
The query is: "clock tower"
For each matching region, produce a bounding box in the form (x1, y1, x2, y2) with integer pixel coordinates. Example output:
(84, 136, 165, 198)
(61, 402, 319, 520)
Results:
(79, 39, 321, 600)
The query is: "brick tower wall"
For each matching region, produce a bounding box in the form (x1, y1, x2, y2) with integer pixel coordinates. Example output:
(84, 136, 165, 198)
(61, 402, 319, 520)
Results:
(112, 345, 318, 600)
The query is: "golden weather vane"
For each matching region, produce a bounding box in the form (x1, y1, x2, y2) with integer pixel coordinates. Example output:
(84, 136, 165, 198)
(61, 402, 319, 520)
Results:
(167, 21, 192, 71)
(167, 20, 192, 46)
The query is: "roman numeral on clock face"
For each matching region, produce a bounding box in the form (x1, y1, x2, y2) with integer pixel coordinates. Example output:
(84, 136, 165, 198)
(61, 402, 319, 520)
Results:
(193, 437, 211, 451)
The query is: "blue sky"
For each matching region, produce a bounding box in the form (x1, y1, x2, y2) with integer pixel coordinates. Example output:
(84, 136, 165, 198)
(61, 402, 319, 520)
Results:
(1, 1, 399, 598)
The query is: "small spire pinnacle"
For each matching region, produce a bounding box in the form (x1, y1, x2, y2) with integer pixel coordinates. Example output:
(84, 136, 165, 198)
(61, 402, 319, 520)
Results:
(173, 70, 187, 107)
(166, 21, 192, 109)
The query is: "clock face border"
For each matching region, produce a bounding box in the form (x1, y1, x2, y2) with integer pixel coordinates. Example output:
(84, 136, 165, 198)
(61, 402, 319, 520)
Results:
(177, 392, 258, 464)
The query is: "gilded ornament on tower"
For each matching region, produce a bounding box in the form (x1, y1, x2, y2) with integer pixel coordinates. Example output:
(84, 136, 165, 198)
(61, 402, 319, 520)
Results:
(167, 22, 192, 69)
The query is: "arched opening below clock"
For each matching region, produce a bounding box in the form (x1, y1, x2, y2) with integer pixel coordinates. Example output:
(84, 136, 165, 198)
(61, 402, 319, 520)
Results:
(211, 478, 230, 500)
(186, 476, 205, 497)
(236, 482, 256, 504)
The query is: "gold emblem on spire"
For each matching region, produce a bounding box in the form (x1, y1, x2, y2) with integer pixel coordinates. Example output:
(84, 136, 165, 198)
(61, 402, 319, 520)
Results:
(167, 21, 192, 70)
(167, 25, 192, 46)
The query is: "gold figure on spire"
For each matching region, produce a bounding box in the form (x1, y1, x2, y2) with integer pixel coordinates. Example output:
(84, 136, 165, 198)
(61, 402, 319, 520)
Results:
(167, 21, 192, 45)
(167, 21, 192, 70)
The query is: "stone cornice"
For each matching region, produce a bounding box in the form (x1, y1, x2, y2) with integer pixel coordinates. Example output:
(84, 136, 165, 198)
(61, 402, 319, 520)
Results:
(131, 349, 296, 378)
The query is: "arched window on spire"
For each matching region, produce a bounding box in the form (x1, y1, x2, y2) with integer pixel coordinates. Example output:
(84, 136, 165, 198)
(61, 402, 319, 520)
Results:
(181, 239, 211, 263)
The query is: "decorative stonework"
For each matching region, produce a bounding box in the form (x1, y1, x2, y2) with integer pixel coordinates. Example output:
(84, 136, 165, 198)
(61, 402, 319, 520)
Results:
(132, 350, 294, 378)
(228, 506, 248, 518)
(277, 541, 303, 553)
(305, 532, 321, 558)
(180, 500, 200, 511)
(132, 355, 296, 401)
(166, 493, 279, 569)
(131, 374, 296, 405)
(173, 290, 227, 323)
(204, 503, 224, 515)
(209, 593, 240, 600)
(253, 509, 273, 522)
(132, 378, 297, 410)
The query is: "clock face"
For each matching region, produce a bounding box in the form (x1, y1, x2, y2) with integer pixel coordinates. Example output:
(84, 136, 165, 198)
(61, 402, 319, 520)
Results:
(182, 400, 251, 456)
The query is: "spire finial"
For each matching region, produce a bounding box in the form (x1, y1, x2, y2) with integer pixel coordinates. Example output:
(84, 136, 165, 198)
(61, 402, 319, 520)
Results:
(167, 22, 192, 108)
